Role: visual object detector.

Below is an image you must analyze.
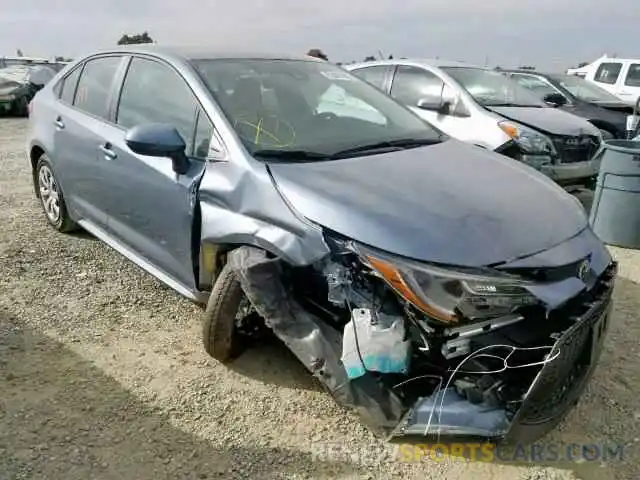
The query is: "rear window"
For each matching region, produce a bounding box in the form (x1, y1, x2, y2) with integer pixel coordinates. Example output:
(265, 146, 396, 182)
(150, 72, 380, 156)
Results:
(73, 56, 122, 119)
(594, 62, 622, 84)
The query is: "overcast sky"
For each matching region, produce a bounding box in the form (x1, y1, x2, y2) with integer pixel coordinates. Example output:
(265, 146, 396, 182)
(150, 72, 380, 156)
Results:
(1, 0, 639, 71)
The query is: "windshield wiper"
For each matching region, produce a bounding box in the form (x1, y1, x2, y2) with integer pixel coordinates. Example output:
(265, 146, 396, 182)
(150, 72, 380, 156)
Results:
(331, 137, 442, 158)
(252, 149, 333, 162)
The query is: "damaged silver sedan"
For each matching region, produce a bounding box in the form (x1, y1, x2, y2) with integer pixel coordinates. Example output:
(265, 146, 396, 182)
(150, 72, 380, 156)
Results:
(26, 45, 617, 444)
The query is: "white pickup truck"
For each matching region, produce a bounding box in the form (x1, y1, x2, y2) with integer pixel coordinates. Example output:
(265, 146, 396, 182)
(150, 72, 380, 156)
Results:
(567, 55, 640, 109)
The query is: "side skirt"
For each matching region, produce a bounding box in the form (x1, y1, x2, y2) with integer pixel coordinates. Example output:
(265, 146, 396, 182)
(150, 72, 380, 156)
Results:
(77, 219, 210, 305)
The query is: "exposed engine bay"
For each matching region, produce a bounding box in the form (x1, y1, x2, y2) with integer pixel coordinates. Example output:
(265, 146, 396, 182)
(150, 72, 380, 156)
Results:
(226, 234, 616, 443)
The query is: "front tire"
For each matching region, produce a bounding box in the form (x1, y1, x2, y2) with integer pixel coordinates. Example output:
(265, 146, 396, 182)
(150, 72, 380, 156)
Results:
(202, 263, 246, 363)
(35, 155, 76, 232)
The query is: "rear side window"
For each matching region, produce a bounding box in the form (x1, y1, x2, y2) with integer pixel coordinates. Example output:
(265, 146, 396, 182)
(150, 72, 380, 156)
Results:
(116, 57, 202, 158)
(624, 64, 640, 87)
(390, 65, 444, 106)
(594, 62, 622, 85)
(59, 66, 82, 105)
(73, 56, 122, 119)
(351, 66, 388, 89)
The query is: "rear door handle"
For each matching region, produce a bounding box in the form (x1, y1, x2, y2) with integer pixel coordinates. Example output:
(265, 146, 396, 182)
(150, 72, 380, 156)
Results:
(54, 116, 65, 129)
(99, 143, 117, 160)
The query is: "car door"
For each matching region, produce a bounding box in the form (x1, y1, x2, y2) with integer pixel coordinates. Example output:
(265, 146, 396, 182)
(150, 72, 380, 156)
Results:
(619, 62, 640, 106)
(388, 64, 476, 143)
(97, 55, 214, 292)
(51, 55, 126, 229)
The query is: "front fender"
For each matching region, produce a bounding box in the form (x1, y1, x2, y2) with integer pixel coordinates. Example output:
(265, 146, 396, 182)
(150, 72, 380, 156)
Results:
(197, 157, 330, 290)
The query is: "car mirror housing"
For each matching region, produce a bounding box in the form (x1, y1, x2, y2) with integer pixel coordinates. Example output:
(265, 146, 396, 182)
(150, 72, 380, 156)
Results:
(125, 123, 190, 175)
(543, 92, 568, 107)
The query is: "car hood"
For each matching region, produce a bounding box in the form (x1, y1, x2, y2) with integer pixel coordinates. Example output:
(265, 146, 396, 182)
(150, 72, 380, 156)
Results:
(591, 101, 634, 113)
(487, 106, 599, 136)
(562, 102, 628, 131)
(267, 139, 588, 267)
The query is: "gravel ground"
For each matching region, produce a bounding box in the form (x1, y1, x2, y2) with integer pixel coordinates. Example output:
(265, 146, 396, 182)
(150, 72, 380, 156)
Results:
(1, 117, 638, 480)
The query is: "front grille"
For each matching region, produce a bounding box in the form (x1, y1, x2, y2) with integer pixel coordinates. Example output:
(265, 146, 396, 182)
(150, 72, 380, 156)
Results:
(552, 135, 601, 164)
(501, 257, 589, 283)
(515, 262, 616, 424)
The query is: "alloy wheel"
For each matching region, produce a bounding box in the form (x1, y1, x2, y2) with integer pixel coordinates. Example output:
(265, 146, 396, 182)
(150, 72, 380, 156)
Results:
(38, 165, 61, 224)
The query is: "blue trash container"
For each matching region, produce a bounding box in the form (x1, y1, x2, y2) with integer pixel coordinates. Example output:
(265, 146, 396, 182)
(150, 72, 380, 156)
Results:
(589, 139, 640, 249)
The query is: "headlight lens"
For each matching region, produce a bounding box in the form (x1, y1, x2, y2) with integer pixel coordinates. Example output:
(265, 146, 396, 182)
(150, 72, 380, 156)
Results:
(356, 245, 539, 325)
(499, 120, 556, 155)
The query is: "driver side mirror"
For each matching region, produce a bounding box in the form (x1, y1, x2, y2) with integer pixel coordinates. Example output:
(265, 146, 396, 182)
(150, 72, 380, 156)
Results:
(125, 123, 191, 175)
(543, 92, 568, 107)
(417, 94, 452, 115)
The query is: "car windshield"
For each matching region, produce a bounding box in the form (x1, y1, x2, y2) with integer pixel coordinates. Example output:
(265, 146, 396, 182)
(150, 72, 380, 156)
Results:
(191, 59, 443, 158)
(441, 67, 546, 107)
(548, 74, 623, 103)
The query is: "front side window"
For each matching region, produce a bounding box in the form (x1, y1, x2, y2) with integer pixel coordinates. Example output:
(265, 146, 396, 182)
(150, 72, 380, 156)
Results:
(441, 67, 545, 107)
(116, 57, 205, 158)
(390, 65, 445, 106)
(193, 108, 214, 158)
(73, 56, 122, 119)
(624, 64, 640, 87)
(191, 59, 442, 156)
(594, 62, 622, 85)
(351, 65, 388, 89)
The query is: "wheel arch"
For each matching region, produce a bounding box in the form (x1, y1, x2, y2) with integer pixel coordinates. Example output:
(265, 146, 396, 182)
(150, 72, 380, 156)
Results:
(29, 143, 47, 198)
(197, 238, 322, 292)
(587, 119, 620, 138)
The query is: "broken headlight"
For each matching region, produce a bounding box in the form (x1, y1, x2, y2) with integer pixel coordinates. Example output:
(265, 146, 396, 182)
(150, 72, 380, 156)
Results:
(355, 244, 539, 325)
(498, 120, 556, 155)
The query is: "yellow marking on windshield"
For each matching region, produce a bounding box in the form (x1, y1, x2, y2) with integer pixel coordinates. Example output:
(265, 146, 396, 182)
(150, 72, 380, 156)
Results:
(234, 115, 297, 148)
(254, 117, 264, 144)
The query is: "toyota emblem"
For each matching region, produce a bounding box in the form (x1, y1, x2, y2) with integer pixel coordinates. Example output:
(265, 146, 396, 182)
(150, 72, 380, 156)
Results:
(577, 259, 590, 282)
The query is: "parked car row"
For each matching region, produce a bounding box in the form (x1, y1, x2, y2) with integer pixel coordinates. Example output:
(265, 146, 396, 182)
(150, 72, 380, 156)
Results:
(0, 64, 57, 116)
(26, 45, 616, 446)
(345, 59, 609, 188)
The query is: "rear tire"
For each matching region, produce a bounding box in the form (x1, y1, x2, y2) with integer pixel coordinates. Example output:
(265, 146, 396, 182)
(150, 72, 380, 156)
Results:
(11, 96, 28, 117)
(35, 155, 76, 233)
(202, 262, 246, 363)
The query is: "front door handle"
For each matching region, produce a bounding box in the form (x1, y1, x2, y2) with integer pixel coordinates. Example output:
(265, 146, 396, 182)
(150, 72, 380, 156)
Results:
(54, 116, 65, 129)
(99, 143, 117, 160)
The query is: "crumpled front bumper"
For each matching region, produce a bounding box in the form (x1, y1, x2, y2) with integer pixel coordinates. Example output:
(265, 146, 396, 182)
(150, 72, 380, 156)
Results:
(227, 245, 616, 445)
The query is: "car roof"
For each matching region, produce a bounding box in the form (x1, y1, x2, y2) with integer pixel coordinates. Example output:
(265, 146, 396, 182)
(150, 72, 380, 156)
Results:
(501, 69, 558, 76)
(79, 44, 320, 63)
(346, 58, 486, 70)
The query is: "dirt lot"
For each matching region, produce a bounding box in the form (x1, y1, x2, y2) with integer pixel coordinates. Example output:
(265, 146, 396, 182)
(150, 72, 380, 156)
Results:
(1, 117, 639, 480)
